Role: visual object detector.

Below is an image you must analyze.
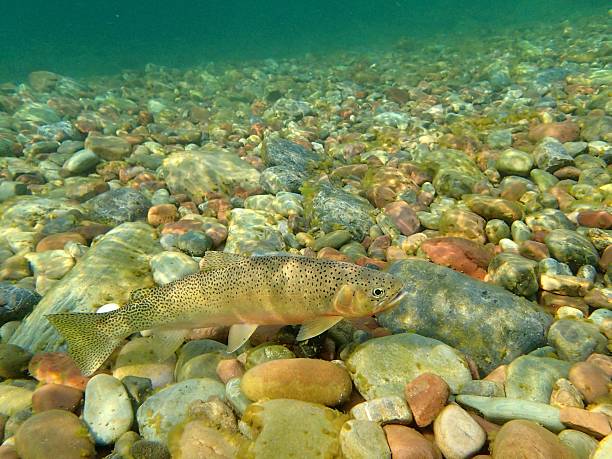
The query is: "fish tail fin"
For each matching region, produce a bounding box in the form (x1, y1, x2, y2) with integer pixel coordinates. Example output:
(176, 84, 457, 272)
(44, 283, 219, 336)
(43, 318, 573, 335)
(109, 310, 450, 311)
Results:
(47, 311, 128, 376)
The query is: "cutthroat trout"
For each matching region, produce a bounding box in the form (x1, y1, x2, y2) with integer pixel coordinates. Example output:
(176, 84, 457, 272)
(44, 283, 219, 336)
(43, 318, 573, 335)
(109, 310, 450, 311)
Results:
(47, 252, 405, 376)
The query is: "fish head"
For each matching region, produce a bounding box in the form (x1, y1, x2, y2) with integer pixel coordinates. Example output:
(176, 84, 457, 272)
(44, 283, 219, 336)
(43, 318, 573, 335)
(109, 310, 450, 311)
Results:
(331, 268, 405, 318)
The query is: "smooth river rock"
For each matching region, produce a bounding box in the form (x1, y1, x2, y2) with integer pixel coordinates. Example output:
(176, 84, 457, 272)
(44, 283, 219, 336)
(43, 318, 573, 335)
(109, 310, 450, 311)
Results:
(9, 222, 161, 352)
(377, 259, 552, 375)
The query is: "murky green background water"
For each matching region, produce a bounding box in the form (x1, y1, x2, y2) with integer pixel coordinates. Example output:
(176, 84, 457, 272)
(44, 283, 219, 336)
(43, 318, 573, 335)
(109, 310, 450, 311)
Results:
(0, 1, 609, 81)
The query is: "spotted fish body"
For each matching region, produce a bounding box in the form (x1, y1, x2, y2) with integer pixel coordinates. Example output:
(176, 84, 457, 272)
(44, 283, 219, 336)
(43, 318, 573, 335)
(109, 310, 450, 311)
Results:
(48, 254, 404, 376)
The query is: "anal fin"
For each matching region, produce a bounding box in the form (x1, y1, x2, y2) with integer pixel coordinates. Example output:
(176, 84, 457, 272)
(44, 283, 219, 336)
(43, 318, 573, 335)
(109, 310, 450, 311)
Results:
(227, 323, 258, 352)
(296, 316, 343, 341)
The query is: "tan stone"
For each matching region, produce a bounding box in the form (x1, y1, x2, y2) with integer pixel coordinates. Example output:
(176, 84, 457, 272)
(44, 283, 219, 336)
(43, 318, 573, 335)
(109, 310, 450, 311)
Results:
(36, 232, 87, 252)
(404, 372, 450, 427)
(383, 424, 441, 459)
(484, 365, 507, 385)
(491, 419, 574, 459)
(147, 204, 178, 226)
(216, 359, 244, 384)
(31, 383, 83, 413)
(569, 362, 609, 404)
(560, 407, 611, 439)
(550, 378, 585, 409)
(587, 354, 612, 378)
(433, 404, 486, 459)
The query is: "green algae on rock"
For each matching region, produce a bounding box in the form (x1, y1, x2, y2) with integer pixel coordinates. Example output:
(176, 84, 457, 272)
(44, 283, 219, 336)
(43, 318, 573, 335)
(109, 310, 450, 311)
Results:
(239, 399, 347, 459)
(377, 259, 552, 375)
(344, 332, 472, 398)
(9, 222, 161, 352)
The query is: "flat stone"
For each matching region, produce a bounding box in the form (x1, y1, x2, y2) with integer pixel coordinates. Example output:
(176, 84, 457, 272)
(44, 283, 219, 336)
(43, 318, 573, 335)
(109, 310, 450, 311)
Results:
(28, 352, 89, 390)
(240, 399, 347, 458)
(433, 404, 486, 459)
(340, 420, 391, 459)
(496, 148, 534, 177)
(0, 283, 40, 324)
(36, 232, 87, 252)
(404, 372, 450, 427)
(533, 137, 575, 173)
(569, 362, 609, 404)
(345, 333, 472, 399)
(83, 374, 133, 445)
(241, 358, 352, 406)
(261, 137, 321, 171)
(491, 419, 574, 459)
(24, 250, 74, 279)
(586, 354, 612, 378)
(31, 383, 83, 413)
(464, 194, 524, 223)
(84, 135, 131, 161)
(420, 237, 492, 280)
(86, 188, 151, 225)
(350, 396, 413, 424)
(378, 260, 552, 375)
(550, 378, 585, 409)
(560, 407, 611, 439)
(113, 337, 176, 388)
(62, 149, 100, 175)
(9, 223, 160, 351)
(137, 378, 226, 444)
(460, 380, 505, 398)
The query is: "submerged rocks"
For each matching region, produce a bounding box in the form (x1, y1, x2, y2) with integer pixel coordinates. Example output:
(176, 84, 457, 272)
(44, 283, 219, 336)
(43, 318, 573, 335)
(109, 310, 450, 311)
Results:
(491, 419, 575, 459)
(378, 260, 552, 374)
(86, 188, 151, 225)
(0, 283, 40, 324)
(344, 332, 472, 399)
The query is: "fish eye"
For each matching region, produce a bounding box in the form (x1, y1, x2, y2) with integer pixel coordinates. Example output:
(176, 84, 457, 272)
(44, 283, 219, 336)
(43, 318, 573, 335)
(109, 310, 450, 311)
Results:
(372, 287, 385, 298)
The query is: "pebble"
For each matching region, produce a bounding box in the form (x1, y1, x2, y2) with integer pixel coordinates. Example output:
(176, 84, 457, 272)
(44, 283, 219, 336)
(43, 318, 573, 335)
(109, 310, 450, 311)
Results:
(239, 399, 347, 458)
(84, 134, 131, 161)
(591, 433, 612, 459)
(340, 420, 391, 459)
(216, 359, 245, 384)
(568, 362, 609, 404)
(175, 352, 228, 382)
(241, 358, 352, 406)
(460, 380, 505, 398)
(404, 372, 450, 427)
(383, 424, 441, 459)
(544, 229, 599, 272)
(167, 419, 244, 459)
(31, 383, 83, 413)
(433, 404, 486, 459)
(177, 230, 213, 256)
(15, 409, 95, 459)
(586, 353, 612, 378)
(113, 337, 176, 388)
(24, 250, 74, 279)
(0, 344, 31, 378)
(130, 439, 171, 459)
(83, 374, 133, 445)
(350, 396, 413, 424)
(345, 333, 472, 400)
(548, 319, 607, 362)
(35, 232, 87, 252)
(0, 384, 33, 416)
(147, 204, 178, 226)
(136, 378, 226, 443)
(487, 253, 539, 297)
(491, 419, 574, 459)
(225, 377, 251, 415)
(149, 251, 199, 285)
(28, 352, 88, 390)
(244, 343, 295, 370)
(549, 378, 584, 409)
(384, 201, 421, 236)
(62, 149, 100, 175)
(312, 229, 353, 251)
(505, 355, 570, 403)
(558, 429, 599, 459)
(559, 407, 611, 439)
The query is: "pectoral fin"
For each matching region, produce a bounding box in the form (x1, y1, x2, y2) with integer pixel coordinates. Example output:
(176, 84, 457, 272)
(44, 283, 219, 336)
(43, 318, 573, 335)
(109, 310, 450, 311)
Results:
(296, 316, 343, 341)
(147, 329, 188, 361)
(201, 251, 248, 272)
(227, 323, 258, 352)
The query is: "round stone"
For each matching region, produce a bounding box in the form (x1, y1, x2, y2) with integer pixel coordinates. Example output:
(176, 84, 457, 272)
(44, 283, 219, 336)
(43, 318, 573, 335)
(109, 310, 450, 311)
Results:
(548, 319, 607, 362)
(177, 231, 213, 257)
(150, 251, 199, 285)
(568, 362, 609, 404)
(544, 229, 599, 272)
(244, 343, 295, 370)
(433, 404, 486, 459)
(113, 337, 176, 389)
(383, 424, 441, 459)
(496, 149, 534, 176)
(28, 352, 89, 390)
(558, 429, 598, 459)
(242, 358, 353, 406)
(31, 384, 83, 413)
(15, 409, 95, 459)
(0, 343, 32, 378)
(83, 374, 133, 445)
(168, 419, 245, 458)
(404, 372, 450, 427)
(340, 420, 391, 459)
(491, 419, 574, 458)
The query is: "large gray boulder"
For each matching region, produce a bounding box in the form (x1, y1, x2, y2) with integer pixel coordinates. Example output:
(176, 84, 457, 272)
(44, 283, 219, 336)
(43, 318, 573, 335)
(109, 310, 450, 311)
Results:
(9, 222, 161, 352)
(377, 259, 553, 375)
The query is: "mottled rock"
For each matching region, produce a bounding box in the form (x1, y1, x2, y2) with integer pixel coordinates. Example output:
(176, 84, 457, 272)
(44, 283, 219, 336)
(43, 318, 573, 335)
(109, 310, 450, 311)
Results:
(241, 358, 352, 406)
(505, 355, 570, 403)
(62, 149, 100, 175)
(84, 135, 130, 161)
(340, 420, 390, 459)
(150, 251, 199, 285)
(350, 396, 413, 424)
(147, 204, 178, 227)
(433, 404, 486, 459)
(136, 378, 225, 443)
(113, 337, 176, 388)
(420, 237, 492, 280)
(167, 419, 245, 459)
(545, 229, 599, 272)
(491, 419, 574, 459)
(86, 188, 151, 225)
(533, 138, 575, 173)
(378, 260, 552, 374)
(36, 232, 86, 252)
(260, 166, 305, 194)
(558, 429, 598, 459)
(404, 372, 450, 427)
(0, 343, 31, 378)
(0, 383, 33, 416)
(0, 283, 40, 325)
(15, 409, 95, 459)
(261, 138, 321, 171)
(488, 253, 539, 297)
(345, 333, 472, 399)
(550, 378, 584, 409)
(83, 374, 133, 445)
(529, 121, 580, 143)
(239, 399, 347, 458)
(548, 319, 607, 362)
(28, 352, 88, 390)
(464, 195, 524, 223)
(384, 201, 420, 236)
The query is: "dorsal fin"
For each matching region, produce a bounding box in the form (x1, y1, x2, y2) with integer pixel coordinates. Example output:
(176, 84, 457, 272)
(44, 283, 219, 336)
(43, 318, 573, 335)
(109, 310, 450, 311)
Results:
(200, 251, 247, 272)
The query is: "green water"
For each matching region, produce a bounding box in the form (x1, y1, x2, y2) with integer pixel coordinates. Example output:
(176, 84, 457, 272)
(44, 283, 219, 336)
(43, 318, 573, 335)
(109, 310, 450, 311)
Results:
(0, 0, 609, 82)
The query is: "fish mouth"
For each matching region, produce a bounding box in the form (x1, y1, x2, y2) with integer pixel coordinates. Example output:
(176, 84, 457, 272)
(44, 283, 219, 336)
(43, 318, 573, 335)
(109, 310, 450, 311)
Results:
(378, 289, 407, 311)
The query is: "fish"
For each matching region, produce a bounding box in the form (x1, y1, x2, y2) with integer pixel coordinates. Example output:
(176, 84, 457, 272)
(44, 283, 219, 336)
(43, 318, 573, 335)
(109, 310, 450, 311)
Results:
(47, 252, 406, 376)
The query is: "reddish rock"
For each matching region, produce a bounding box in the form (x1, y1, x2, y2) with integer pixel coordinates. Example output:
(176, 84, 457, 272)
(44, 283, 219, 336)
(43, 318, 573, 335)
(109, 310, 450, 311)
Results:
(73, 223, 112, 241)
(484, 365, 507, 385)
(568, 362, 609, 404)
(559, 407, 611, 439)
(577, 210, 612, 230)
(599, 245, 612, 271)
(491, 419, 574, 459)
(178, 201, 199, 215)
(548, 186, 576, 211)
(404, 373, 450, 428)
(367, 185, 397, 208)
(36, 232, 87, 252)
(519, 240, 550, 261)
(385, 201, 421, 236)
(31, 383, 83, 413)
(586, 354, 612, 378)
(355, 257, 387, 270)
(147, 204, 178, 226)
(28, 352, 89, 390)
(420, 237, 493, 280)
(553, 166, 581, 180)
(528, 121, 580, 143)
(368, 235, 391, 259)
(468, 412, 501, 439)
(317, 247, 351, 263)
(216, 359, 245, 384)
(160, 220, 203, 236)
(383, 424, 442, 459)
